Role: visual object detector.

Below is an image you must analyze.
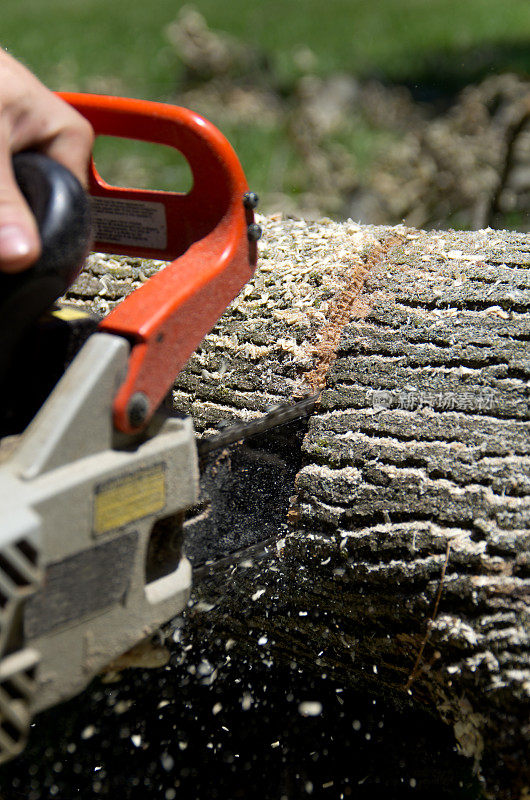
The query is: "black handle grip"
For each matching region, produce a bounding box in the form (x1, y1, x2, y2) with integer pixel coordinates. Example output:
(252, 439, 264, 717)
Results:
(0, 152, 92, 372)
(12, 151, 92, 286)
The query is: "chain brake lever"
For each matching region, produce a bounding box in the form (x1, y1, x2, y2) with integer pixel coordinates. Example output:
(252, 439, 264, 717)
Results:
(60, 93, 260, 436)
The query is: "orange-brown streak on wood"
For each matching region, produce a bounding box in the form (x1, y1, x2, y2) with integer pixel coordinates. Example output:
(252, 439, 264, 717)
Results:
(301, 233, 405, 395)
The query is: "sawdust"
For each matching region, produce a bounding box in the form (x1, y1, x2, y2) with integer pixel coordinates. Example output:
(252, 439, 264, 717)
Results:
(220, 215, 409, 401)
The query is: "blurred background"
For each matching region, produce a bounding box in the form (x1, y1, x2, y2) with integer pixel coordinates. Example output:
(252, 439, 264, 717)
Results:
(3, 0, 530, 230)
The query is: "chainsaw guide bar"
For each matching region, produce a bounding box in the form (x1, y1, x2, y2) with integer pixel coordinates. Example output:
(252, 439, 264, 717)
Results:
(197, 391, 321, 457)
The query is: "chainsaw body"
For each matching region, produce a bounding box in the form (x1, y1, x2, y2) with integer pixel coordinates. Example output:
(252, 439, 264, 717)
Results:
(0, 333, 196, 722)
(0, 94, 258, 762)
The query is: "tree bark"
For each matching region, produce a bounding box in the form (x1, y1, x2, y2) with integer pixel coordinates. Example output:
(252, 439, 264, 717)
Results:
(66, 217, 530, 799)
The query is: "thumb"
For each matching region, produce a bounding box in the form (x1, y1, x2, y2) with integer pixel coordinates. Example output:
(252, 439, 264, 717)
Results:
(0, 142, 40, 274)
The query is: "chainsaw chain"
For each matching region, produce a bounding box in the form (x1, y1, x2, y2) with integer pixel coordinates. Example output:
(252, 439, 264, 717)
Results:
(197, 392, 321, 456)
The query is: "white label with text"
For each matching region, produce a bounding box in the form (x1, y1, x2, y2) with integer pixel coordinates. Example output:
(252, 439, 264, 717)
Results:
(91, 196, 167, 250)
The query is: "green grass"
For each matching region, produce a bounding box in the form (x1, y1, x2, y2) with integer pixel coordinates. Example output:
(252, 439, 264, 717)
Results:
(3, 0, 530, 207)
(91, 137, 194, 192)
(4, 0, 530, 93)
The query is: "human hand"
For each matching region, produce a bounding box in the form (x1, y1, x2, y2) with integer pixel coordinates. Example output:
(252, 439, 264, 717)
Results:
(0, 49, 94, 273)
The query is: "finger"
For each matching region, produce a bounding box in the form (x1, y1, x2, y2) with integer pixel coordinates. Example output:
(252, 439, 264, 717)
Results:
(43, 109, 94, 190)
(0, 129, 40, 273)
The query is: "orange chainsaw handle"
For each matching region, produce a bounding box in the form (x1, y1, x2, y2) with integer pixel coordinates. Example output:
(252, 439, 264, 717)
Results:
(59, 93, 259, 434)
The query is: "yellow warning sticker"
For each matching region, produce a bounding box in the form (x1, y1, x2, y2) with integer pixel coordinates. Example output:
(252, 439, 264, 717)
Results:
(94, 464, 166, 536)
(52, 306, 92, 322)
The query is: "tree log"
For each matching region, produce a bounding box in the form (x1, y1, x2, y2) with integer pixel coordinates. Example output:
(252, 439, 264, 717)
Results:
(2, 218, 528, 800)
(168, 218, 530, 800)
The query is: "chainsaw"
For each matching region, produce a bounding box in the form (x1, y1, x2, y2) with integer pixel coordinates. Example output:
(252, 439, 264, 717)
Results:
(0, 93, 319, 764)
